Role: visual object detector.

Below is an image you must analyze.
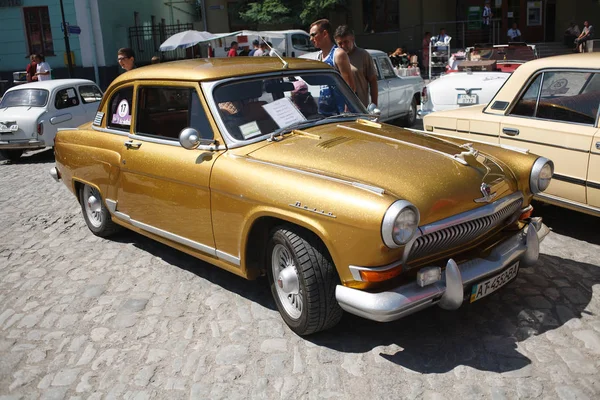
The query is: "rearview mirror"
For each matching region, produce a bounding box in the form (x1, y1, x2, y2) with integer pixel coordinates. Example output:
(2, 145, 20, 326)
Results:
(179, 128, 215, 150)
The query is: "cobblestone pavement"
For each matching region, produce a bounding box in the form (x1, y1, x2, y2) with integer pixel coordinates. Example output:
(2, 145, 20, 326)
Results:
(1, 149, 599, 400)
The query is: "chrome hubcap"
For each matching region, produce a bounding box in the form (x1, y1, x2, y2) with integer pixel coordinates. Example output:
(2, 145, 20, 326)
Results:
(272, 243, 302, 319)
(83, 186, 103, 228)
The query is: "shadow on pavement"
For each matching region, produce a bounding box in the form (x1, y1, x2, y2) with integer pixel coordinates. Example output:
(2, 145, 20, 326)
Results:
(0, 148, 55, 165)
(305, 253, 599, 373)
(532, 200, 600, 245)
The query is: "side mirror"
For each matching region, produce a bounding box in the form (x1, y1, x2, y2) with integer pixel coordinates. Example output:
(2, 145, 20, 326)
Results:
(367, 103, 381, 116)
(179, 128, 216, 150)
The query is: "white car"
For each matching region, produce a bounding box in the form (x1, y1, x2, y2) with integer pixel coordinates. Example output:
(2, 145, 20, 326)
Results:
(0, 79, 102, 162)
(300, 49, 424, 126)
(420, 43, 537, 116)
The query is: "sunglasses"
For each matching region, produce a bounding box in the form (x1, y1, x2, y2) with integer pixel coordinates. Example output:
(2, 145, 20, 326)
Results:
(117, 56, 130, 61)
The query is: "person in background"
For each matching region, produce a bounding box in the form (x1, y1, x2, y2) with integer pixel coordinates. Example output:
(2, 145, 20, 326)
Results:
(34, 54, 51, 81)
(575, 20, 594, 53)
(254, 42, 267, 56)
(564, 21, 580, 46)
(422, 32, 431, 75)
(309, 19, 355, 91)
(334, 25, 378, 108)
(151, 56, 160, 64)
(117, 48, 136, 71)
(507, 22, 522, 42)
(389, 47, 408, 68)
(26, 54, 37, 82)
(248, 39, 260, 56)
(227, 41, 238, 57)
(482, 0, 493, 43)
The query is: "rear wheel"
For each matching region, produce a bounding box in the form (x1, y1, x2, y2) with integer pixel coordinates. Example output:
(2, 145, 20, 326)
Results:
(79, 184, 121, 237)
(400, 97, 417, 127)
(267, 225, 342, 335)
(0, 149, 23, 162)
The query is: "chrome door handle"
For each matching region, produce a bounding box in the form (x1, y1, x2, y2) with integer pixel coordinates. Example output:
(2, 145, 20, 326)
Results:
(596, 142, 600, 150)
(124, 140, 142, 149)
(502, 127, 519, 136)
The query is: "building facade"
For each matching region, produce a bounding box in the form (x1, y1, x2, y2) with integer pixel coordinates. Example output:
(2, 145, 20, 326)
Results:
(0, 0, 197, 90)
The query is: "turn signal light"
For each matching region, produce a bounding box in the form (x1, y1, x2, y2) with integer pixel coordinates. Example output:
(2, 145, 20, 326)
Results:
(359, 265, 403, 282)
(519, 205, 533, 220)
(37, 122, 44, 135)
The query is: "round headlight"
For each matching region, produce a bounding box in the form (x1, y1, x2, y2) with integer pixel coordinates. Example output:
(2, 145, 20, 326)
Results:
(382, 200, 420, 248)
(530, 157, 554, 194)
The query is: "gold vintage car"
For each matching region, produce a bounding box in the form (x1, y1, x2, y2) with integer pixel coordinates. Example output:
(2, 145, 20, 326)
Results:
(51, 58, 552, 335)
(424, 53, 600, 217)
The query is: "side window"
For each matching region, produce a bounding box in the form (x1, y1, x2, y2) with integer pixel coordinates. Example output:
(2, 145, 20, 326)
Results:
(373, 59, 383, 80)
(510, 74, 542, 117)
(378, 57, 396, 79)
(107, 86, 133, 131)
(536, 71, 598, 125)
(292, 34, 314, 51)
(79, 85, 103, 104)
(136, 86, 213, 141)
(54, 87, 80, 110)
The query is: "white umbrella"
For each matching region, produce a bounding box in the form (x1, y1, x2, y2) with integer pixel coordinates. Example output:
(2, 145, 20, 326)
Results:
(159, 30, 217, 51)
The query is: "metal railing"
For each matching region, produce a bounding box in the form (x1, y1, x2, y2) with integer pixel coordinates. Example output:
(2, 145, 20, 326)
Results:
(128, 23, 194, 64)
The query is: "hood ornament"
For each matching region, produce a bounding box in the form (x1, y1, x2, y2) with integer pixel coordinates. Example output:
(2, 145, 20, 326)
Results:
(474, 182, 498, 203)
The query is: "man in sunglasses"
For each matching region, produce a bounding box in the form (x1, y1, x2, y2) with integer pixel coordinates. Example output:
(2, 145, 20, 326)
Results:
(117, 48, 136, 71)
(309, 19, 356, 115)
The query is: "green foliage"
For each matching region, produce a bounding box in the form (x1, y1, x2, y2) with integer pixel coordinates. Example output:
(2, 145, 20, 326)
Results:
(239, 0, 346, 25)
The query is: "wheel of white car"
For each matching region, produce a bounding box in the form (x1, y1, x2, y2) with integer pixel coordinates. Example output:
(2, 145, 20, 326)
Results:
(0, 149, 23, 162)
(79, 184, 121, 237)
(401, 97, 417, 127)
(267, 225, 343, 335)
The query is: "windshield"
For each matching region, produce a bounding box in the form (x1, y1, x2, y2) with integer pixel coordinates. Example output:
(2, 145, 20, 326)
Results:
(0, 89, 49, 108)
(210, 72, 365, 142)
(468, 45, 536, 62)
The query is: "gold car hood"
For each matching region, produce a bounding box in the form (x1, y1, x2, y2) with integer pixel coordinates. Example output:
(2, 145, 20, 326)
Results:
(247, 120, 518, 224)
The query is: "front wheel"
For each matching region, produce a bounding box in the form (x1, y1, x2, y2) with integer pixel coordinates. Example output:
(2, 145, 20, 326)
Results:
(79, 184, 121, 237)
(0, 149, 23, 162)
(267, 225, 342, 335)
(400, 97, 417, 127)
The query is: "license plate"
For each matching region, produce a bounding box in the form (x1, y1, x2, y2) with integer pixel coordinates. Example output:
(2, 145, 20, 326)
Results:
(470, 262, 519, 303)
(457, 94, 478, 105)
(0, 124, 18, 133)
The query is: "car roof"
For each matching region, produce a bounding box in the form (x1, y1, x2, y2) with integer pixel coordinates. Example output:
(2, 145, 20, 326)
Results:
(366, 49, 388, 57)
(7, 79, 98, 92)
(111, 57, 333, 85)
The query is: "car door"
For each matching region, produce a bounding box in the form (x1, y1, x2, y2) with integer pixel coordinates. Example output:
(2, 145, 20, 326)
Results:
(499, 70, 599, 205)
(377, 56, 409, 118)
(52, 86, 88, 128)
(114, 82, 225, 255)
(78, 84, 103, 116)
(589, 129, 600, 209)
(373, 57, 390, 120)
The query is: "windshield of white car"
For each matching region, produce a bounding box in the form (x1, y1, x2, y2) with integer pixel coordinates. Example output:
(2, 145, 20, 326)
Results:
(212, 72, 365, 142)
(0, 89, 49, 108)
(468, 45, 536, 62)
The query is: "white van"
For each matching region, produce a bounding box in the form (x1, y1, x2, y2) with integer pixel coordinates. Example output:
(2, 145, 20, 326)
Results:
(209, 30, 316, 58)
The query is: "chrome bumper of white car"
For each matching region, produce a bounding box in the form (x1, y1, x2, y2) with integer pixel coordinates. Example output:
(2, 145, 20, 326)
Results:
(0, 139, 45, 149)
(336, 218, 549, 322)
(49, 166, 61, 182)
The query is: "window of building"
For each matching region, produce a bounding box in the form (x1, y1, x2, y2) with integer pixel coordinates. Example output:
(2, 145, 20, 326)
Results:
(363, 0, 399, 33)
(24, 7, 54, 56)
(136, 86, 213, 141)
(78, 85, 103, 104)
(54, 88, 80, 110)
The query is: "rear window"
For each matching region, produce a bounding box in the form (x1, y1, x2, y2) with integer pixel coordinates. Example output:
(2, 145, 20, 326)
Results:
(0, 89, 49, 107)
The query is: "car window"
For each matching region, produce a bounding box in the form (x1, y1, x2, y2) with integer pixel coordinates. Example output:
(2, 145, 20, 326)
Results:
(537, 72, 598, 124)
(107, 86, 133, 131)
(378, 57, 396, 79)
(79, 85, 103, 104)
(291, 34, 315, 51)
(135, 86, 213, 141)
(510, 74, 542, 117)
(55, 87, 80, 110)
(0, 89, 48, 108)
(373, 58, 383, 80)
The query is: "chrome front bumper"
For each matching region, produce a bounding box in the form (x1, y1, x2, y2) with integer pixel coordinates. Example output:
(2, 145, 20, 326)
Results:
(0, 139, 45, 149)
(49, 166, 60, 182)
(336, 218, 549, 322)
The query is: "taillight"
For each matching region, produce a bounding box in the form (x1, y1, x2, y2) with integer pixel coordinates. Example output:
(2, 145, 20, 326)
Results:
(37, 122, 44, 135)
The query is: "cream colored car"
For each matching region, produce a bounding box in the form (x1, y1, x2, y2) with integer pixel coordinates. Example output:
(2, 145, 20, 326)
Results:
(424, 53, 600, 217)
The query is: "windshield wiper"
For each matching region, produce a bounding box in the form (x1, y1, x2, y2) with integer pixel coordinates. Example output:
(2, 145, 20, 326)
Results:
(268, 113, 375, 142)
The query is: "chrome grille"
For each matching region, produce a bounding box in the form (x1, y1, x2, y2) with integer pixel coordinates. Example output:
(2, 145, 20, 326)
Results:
(408, 197, 523, 262)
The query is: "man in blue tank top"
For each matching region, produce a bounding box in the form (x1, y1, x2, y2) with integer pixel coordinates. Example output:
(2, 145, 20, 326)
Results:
(309, 19, 356, 116)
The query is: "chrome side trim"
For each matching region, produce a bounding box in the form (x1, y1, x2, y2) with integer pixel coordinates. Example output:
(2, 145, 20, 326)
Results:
(418, 192, 523, 236)
(337, 124, 468, 165)
(535, 193, 600, 216)
(105, 199, 117, 213)
(91, 125, 130, 136)
(216, 250, 241, 266)
(112, 210, 217, 257)
(407, 128, 530, 154)
(240, 155, 385, 195)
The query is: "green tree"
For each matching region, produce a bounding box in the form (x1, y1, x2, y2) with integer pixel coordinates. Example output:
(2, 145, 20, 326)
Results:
(239, 0, 347, 25)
